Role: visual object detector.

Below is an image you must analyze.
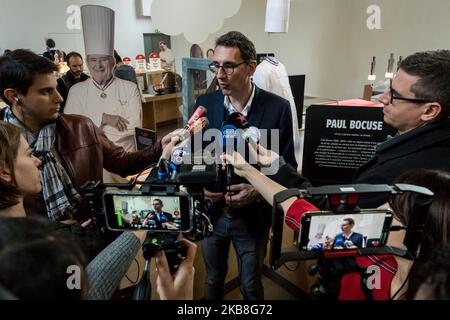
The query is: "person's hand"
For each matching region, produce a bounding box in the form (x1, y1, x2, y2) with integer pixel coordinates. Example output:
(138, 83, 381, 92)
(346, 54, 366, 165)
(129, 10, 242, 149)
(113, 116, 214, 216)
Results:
(132, 230, 147, 244)
(161, 129, 187, 149)
(155, 238, 197, 300)
(160, 135, 181, 160)
(101, 113, 130, 132)
(224, 183, 259, 208)
(249, 143, 280, 167)
(221, 152, 252, 178)
(204, 188, 224, 203)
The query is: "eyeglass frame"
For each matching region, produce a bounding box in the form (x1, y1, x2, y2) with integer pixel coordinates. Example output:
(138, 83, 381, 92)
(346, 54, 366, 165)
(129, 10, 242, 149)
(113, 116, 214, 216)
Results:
(208, 61, 247, 75)
(389, 79, 433, 105)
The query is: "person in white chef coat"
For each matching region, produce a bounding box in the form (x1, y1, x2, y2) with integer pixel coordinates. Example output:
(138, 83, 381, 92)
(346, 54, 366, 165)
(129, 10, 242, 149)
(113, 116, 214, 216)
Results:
(65, 5, 142, 182)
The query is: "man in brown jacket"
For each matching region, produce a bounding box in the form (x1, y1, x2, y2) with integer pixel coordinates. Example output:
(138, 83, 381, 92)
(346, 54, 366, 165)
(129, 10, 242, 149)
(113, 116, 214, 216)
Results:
(0, 49, 170, 223)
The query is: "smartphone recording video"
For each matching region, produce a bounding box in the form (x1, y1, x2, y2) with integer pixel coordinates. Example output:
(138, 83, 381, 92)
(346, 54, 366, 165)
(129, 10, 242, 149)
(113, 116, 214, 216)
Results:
(299, 210, 393, 252)
(103, 192, 192, 232)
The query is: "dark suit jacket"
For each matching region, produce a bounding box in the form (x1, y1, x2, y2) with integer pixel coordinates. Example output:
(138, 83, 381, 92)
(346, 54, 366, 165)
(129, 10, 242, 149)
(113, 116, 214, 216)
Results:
(151, 211, 173, 229)
(195, 86, 297, 169)
(194, 86, 297, 236)
(333, 232, 364, 248)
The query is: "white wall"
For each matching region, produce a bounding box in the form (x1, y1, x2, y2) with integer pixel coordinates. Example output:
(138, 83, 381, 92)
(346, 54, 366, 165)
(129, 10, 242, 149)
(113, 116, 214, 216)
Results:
(2, 0, 450, 100)
(171, 0, 450, 100)
(0, 0, 155, 59)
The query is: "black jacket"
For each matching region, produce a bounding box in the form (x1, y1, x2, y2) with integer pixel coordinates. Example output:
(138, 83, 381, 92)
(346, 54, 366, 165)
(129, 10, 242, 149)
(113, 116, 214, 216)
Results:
(353, 119, 450, 208)
(57, 72, 89, 112)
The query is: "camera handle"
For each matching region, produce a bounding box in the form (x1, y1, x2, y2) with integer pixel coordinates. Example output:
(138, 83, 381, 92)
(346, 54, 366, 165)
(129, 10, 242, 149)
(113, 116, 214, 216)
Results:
(133, 232, 187, 300)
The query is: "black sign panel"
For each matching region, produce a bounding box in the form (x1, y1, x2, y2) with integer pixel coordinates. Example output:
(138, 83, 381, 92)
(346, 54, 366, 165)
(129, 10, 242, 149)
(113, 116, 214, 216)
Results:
(302, 105, 396, 186)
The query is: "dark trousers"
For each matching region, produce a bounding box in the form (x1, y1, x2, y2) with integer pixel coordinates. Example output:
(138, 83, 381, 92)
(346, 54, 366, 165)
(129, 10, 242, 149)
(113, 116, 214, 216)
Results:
(202, 214, 267, 300)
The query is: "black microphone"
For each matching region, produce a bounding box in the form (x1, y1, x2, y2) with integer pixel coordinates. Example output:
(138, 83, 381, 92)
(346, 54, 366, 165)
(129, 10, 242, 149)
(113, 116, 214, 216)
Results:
(226, 112, 249, 129)
(226, 112, 260, 144)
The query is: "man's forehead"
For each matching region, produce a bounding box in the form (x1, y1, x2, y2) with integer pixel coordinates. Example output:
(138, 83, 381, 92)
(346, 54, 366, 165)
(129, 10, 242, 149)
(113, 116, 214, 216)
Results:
(392, 69, 420, 93)
(213, 46, 242, 62)
(32, 73, 58, 87)
(69, 56, 83, 64)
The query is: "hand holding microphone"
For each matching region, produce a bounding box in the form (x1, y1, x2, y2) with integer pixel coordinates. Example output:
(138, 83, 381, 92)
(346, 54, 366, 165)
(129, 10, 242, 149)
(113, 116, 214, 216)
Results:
(161, 106, 207, 149)
(176, 117, 209, 144)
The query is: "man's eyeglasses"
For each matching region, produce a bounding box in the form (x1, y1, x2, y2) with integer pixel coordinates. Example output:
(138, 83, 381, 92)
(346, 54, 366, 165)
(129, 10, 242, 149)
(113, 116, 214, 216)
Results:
(208, 61, 247, 75)
(389, 79, 432, 105)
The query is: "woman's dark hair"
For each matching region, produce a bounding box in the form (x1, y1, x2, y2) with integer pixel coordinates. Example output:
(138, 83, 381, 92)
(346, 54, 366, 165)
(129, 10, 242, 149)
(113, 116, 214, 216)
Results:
(0, 49, 57, 104)
(414, 245, 450, 299)
(0, 216, 88, 299)
(0, 121, 22, 210)
(389, 169, 450, 299)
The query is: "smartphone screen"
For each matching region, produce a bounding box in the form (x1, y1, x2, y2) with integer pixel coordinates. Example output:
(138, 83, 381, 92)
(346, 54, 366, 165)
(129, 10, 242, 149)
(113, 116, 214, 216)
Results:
(103, 192, 192, 232)
(299, 210, 393, 252)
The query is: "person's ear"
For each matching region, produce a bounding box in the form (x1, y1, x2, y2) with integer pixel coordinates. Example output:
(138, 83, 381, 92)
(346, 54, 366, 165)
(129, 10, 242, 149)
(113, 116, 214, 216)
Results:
(3, 89, 19, 106)
(0, 165, 12, 183)
(421, 102, 442, 122)
(247, 60, 257, 76)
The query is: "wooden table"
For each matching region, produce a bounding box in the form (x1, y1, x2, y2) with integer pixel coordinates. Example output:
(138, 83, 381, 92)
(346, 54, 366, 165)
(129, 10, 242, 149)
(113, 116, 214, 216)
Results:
(141, 92, 182, 131)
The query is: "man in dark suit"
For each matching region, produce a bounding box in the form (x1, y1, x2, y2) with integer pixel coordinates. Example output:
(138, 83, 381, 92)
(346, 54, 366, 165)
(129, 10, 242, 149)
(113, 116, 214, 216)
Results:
(196, 31, 296, 300)
(143, 199, 174, 230)
(332, 218, 364, 249)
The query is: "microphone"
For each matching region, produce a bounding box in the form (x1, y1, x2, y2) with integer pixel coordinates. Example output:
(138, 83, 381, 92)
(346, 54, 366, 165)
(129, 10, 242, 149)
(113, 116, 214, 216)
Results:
(226, 112, 249, 129)
(219, 124, 240, 192)
(169, 146, 190, 181)
(240, 126, 261, 144)
(158, 118, 208, 181)
(177, 117, 209, 143)
(226, 112, 260, 144)
(186, 106, 207, 129)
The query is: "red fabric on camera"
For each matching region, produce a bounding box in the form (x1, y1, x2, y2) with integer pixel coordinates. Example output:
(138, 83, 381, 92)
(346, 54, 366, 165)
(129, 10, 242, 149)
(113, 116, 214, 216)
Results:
(285, 198, 319, 232)
(285, 199, 398, 300)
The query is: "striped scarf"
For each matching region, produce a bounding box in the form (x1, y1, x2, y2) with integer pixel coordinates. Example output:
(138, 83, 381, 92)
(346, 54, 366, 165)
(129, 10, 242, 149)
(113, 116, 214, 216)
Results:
(3, 107, 81, 220)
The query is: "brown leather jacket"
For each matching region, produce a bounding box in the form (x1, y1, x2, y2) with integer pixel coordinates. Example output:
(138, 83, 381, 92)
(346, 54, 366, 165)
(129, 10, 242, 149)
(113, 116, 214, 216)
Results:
(1, 111, 162, 221)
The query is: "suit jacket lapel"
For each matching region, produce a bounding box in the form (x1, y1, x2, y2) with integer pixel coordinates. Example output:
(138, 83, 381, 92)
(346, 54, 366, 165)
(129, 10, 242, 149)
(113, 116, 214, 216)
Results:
(247, 86, 265, 127)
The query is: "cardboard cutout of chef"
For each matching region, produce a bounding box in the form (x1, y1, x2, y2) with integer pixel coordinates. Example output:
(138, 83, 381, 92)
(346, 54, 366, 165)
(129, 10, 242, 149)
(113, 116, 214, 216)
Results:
(65, 5, 142, 155)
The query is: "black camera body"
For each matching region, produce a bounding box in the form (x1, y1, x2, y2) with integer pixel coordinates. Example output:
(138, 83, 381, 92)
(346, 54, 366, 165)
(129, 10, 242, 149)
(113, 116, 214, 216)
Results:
(269, 183, 434, 300)
(81, 152, 217, 243)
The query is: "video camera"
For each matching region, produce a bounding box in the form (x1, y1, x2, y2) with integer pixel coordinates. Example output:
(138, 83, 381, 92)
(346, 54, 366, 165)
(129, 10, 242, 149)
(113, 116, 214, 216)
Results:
(269, 183, 434, 299)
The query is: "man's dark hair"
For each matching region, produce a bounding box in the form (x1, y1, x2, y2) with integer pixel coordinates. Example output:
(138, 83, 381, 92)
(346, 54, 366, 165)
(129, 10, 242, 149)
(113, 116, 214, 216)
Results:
(0, 49, 57, 104)
(46, 38, 56, 49)
(400, 50, 450, 119)
(153, 199, 163, 205)
(66, 51, 83, 65)
(114, 50, 122, 64)
(343, 218, 355, 226)
(215, 31, 256, 62)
